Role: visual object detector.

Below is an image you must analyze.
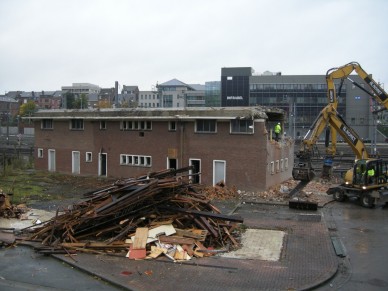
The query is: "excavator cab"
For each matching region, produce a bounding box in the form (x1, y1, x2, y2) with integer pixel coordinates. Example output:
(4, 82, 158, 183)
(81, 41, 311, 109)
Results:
(347, 159, 388, 187)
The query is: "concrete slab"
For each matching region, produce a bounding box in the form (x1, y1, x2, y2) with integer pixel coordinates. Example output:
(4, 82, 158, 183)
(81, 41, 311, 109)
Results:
(221, 228, 285, 261)
(0, 209, 55, 229)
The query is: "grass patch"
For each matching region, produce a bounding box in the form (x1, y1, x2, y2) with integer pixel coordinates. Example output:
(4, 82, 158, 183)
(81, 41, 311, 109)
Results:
(0, 169, 114, 205)
(0, 170, 53, 204)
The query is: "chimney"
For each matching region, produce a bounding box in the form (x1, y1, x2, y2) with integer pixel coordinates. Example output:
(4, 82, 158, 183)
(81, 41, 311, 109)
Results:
(115, 81, 119, 107)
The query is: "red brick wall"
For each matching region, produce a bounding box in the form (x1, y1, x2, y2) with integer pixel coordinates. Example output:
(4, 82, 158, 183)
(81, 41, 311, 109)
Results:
(34, 119, 293, 191)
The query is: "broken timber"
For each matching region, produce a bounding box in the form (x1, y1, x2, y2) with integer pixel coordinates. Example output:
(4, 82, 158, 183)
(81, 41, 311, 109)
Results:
(18, 166, 244, 259)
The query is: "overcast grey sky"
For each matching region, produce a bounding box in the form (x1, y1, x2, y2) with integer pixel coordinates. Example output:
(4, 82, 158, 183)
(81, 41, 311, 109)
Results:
(1, 0, 387, 93)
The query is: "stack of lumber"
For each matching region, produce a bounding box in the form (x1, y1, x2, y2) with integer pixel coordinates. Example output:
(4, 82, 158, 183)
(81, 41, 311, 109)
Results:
(20, 167, 243, 260)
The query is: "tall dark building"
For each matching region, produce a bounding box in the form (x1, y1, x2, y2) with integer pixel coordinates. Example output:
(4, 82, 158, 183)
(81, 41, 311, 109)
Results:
(221, 67, 252, 107)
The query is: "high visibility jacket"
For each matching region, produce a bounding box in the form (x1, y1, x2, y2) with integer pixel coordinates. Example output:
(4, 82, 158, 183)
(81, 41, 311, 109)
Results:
(274, 124, 281, 134)
(368, 168, 375, 177)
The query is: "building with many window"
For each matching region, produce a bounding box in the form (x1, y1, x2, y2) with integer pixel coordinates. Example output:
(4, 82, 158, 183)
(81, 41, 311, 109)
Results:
(221, 67, 376, 141)
(61, 83, 101, 96)
(157, 79, 206, 108)
(31, 107, 292, 191)
(138, 91, 160, 108)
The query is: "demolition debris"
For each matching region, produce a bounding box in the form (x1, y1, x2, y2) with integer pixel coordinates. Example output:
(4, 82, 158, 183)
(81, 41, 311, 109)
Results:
(9, 167, 244, 261)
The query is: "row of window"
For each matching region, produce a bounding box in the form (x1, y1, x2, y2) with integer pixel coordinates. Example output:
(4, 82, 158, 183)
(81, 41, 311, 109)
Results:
(140, 94, 159, 100)
(139, 103, 160, 108)
(41, 119, 255, 134)
(120, 154, 152, 167)
(250, 83, 348, 91)
(38, 147, 291, 174)
(121, 120, 152, 131)
(269, 158, 289, 174)
(37, 149, 152, 168)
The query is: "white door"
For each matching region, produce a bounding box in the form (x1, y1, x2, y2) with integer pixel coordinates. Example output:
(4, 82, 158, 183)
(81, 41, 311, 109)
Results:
(72, 151, 80, 174)
(48, 149, 56, 172)
(213, 160, 226, 185)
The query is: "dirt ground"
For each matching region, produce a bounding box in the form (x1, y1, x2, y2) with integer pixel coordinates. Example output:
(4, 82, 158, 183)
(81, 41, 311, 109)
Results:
(2, 170, 339, 213)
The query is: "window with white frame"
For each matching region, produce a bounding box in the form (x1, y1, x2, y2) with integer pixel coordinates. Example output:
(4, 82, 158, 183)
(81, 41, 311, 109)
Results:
(169, 121, 177, 131)
(196, 119, 216, 133)
(276, 160, 280, 172)
(121, 120, 152, 131)
(100, 121, 107, 130)
(86, 152, 92, 162)
(281, 159, 284, 171)
(38, 148, 44, 158)
(120, 154, 152, 167)
(230, 119, 253, 134)
(270, 161, 275, 174)
(285, 158, 289, 170)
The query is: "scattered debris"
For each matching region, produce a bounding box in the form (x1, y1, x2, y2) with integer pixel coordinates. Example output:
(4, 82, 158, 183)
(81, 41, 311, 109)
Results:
(0, 190, 29, 219)
(15, 167, 243, 261)
(202, 181, 239, 200)
(238, 177, 337, 205)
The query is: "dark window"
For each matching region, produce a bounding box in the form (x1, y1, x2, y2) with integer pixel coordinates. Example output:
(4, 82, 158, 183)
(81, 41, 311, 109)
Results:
(41, 119, 53, 129)
(70, 119, 84, 130)
(100, 121, 107, 130)
(196, 119, 216, 133)
(231, 119, 253, 133)
(169, 121, 177, 131)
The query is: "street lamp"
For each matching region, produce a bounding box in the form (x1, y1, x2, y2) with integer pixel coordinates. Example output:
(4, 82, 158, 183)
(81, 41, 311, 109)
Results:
(287, 95, 296, 139)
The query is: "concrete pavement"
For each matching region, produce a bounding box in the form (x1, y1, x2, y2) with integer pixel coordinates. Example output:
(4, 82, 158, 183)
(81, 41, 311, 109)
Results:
(46, 201, 339, 291)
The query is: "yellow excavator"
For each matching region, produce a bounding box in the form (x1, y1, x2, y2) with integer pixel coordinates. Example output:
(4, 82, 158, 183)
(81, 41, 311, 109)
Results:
(292, 62, 388, 208)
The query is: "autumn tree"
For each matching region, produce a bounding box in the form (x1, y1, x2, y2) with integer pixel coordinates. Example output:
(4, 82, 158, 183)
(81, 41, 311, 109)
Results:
(19, 100, 36, 116)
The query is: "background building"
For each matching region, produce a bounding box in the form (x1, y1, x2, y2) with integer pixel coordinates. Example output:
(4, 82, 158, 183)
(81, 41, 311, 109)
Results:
(205, 81, 221, 107)
(138, 91, 160, 108)
(221, 67, 380, 141)
(61, 83, 100, 96)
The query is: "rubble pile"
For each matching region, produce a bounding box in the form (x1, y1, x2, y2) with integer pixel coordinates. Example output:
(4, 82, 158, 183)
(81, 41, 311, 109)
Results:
(0, 192, 29, 219)
(19, 167, 243, 261)
(202, 181, 239, 200)
(239, 178, 336, 204)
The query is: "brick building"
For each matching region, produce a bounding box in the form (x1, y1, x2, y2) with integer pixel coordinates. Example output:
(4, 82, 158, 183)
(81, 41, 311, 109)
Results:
(31, 107, 293, 191)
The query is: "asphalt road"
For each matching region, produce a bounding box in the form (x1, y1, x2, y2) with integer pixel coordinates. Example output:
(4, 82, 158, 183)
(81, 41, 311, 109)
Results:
(317, 200, 388, 290)
(1, 200, 387, 290)
(0, 245, 123, 291)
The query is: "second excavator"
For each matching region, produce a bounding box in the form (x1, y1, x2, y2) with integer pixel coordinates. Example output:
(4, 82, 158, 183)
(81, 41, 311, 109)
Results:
(292, 62, 388, 208)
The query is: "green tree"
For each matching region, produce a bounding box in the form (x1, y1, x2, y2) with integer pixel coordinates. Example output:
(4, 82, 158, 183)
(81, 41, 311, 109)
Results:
(73, 93, 88, 109)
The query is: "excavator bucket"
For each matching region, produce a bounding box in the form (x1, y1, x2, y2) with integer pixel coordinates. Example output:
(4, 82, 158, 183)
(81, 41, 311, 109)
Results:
(288, 180, 318, 211)
(289, 200, 318, 211)
(292, 167, 315, 181)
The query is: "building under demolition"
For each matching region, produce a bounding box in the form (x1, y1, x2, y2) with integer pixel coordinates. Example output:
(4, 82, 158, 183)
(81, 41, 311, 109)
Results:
(30, 107, 293, 191)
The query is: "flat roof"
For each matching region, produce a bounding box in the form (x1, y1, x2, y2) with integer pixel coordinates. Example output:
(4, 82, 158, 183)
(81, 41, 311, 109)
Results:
(27, 106, 284, 121)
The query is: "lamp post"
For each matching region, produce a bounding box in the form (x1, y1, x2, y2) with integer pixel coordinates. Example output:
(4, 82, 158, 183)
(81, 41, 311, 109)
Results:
(288, 95, 296, 139)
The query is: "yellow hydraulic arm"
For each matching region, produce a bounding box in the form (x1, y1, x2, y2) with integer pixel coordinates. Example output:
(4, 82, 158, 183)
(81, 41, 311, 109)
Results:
(302, 103, 369, 160)
(326, 61, 388, 109)
(293, 61, 386, 182)
(323, 62, 388, 156)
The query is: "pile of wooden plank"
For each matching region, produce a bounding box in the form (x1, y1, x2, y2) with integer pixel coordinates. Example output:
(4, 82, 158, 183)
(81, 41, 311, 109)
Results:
(20, 167, 243, 260)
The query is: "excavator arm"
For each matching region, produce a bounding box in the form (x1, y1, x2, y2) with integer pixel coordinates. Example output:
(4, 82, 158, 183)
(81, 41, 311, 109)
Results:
(324, 62, 388, 158)
(326, 61, 388, 109)
(290, 62, 387, 209)
(293, 103, 369, 181)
